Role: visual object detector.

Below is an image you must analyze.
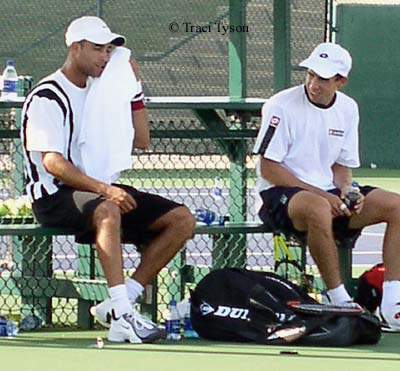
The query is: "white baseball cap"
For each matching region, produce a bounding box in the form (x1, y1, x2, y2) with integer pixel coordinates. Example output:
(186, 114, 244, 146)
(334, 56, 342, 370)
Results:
(299, 42, 352, 79)
(65, 16, 125, 47)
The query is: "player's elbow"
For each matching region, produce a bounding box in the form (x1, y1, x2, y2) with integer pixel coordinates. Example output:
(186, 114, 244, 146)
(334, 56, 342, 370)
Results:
(42, 152, 62, 175)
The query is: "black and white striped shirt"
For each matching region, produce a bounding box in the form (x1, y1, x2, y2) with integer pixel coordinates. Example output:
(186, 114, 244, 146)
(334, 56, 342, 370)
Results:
(21, 69, 144, 202)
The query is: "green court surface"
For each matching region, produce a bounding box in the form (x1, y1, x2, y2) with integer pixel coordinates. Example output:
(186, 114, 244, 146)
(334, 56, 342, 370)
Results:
(0, 330, 399, 371)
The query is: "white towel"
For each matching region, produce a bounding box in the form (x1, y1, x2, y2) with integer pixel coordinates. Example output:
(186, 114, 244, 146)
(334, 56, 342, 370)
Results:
(79, 47, 141, 184)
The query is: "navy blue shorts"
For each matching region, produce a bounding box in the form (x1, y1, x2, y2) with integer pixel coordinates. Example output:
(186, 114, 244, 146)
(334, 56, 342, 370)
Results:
(32, 184, 182, 245)
(258, 185, 376, 240)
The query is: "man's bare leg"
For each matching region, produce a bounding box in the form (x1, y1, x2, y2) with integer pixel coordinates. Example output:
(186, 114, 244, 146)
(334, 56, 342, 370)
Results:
(92, 200, 124, 287)
(349, 188, 400, 328)
(349, 189, 400, 281)
(288, 191, 342, 290)
(132, 206, 196, 286)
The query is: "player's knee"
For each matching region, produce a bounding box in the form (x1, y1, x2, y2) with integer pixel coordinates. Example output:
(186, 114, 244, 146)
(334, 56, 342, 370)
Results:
(305, 197, 332, 226)
(385, 195, 400, 221)
(93, 200, 121, 227)
(170, 206, 196, 239)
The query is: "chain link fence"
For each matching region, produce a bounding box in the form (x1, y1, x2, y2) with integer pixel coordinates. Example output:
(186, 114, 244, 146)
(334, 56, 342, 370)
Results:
(0, 0, 327, 327)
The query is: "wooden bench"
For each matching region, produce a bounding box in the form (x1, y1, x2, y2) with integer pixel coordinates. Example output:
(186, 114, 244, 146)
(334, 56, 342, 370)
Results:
(0, 222, 356, 328)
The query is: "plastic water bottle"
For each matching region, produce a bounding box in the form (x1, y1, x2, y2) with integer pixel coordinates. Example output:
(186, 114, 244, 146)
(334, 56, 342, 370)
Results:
(194, 208, 216, 225)
(20, 315, 41, 331)
(1, 60, 18, 100)
(212, 176, 223, 200)
(166, 299, 181, 341)
(345, 181, 361, 211)
(0, 316, 7, 336)
(183, 310, 199, 339)
(194, 208, 228, 226)
(6, 320, 19, 337)
(211, 176, 229, 226)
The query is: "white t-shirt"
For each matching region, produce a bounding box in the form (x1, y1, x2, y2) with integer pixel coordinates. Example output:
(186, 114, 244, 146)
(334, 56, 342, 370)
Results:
(253, 85, 360, 193)
(21, 69, 144, 202)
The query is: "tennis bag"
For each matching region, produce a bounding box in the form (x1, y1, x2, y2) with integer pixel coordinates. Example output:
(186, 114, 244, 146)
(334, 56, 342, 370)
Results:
(355, 263, 385, 313)
(190, 268, 381, 346)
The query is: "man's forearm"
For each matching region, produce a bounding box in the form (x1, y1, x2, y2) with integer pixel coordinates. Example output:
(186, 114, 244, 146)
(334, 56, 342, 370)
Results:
(132, 108, 150, 149)
(42, 152, 109, 196)
(332, 163, 352, 190)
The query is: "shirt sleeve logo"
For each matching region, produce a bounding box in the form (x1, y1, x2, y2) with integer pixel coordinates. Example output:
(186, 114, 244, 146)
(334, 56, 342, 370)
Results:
(269, 116, 281, 128)
(329, 129, 344, 137)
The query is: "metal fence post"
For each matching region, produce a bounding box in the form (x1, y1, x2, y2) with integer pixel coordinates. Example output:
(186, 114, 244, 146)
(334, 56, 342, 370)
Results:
(273, 0, 291, 92)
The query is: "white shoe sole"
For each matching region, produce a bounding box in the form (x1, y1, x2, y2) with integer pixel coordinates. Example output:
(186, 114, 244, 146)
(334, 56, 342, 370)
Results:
(108, 327, 142, 344)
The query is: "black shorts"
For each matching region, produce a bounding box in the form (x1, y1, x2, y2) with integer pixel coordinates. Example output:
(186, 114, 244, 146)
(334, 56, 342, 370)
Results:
(32, 184, 182, 245)
(258, 185, 376, 240)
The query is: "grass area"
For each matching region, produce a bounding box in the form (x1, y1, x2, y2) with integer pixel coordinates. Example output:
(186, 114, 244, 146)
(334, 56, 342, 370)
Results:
(353, 168, 400, 193)
(353, 168, 400, 178)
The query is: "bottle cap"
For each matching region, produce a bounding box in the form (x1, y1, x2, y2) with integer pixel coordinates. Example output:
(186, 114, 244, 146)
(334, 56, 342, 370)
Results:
(6, 60, 14, 67)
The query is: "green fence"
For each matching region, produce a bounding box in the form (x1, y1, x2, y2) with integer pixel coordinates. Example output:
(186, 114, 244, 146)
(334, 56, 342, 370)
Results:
(335, 1, 400, 168)
(0, 0, 327, 97)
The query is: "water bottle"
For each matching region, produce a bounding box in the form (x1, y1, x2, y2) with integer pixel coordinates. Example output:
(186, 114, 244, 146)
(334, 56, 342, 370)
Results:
(1, 60, 18, 100)
(194, 208, 216, 226)
(211, 176, 229, 226)
(212, 176, 222, 200)
(183, 308, 199, 339)
(20, 315, 41, 331)
(6, 320, 19, 337)
(344, 181, 361, 211)
(194, 208, 228, 226)
(166, 299, 181, 341)
(0, 316, 7, 336)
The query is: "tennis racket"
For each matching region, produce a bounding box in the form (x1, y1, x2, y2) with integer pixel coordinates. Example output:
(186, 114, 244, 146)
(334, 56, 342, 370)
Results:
(286, 301, 364, 315)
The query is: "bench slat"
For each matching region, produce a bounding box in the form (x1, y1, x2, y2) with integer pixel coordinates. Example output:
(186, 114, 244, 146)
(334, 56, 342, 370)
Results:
(0, 222, 274, 237)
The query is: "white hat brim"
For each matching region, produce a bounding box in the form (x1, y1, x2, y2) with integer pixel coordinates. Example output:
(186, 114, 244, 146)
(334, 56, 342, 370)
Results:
(299, 56, 341, 79)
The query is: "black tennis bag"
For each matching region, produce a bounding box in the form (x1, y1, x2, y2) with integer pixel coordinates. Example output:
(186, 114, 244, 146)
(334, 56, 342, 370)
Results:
(190, 268, 381, 346)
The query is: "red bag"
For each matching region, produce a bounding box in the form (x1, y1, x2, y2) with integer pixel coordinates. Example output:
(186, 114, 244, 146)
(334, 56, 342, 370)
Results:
(356, 263, 385, 312)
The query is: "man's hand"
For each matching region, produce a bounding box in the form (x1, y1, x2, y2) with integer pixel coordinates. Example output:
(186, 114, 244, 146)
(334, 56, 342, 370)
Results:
(104, 185, 137, 213)
(323, 192, 352, 218)
(340, 186, 365, 216)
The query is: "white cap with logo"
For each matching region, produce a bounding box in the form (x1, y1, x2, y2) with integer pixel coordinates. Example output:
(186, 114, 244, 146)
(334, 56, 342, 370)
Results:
(299, 42, 352, 79)
(65, 16, 125, 47)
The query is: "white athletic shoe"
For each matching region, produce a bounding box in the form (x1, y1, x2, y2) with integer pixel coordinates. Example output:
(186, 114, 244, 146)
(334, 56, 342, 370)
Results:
(108, 308, 166, 343)
(379, 303, 400, 332)
(90, 298, 112, 328)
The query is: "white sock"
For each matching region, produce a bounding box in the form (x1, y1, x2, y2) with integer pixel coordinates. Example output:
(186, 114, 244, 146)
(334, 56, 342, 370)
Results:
(381, 280, 400, 310)
(326, 284, 352, 305)
(108, 284, 132, 318)
(126, 278, 144, 304)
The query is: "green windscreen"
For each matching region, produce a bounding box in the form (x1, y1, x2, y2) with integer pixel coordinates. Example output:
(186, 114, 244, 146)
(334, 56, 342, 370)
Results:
(336, 4, 400, 168)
